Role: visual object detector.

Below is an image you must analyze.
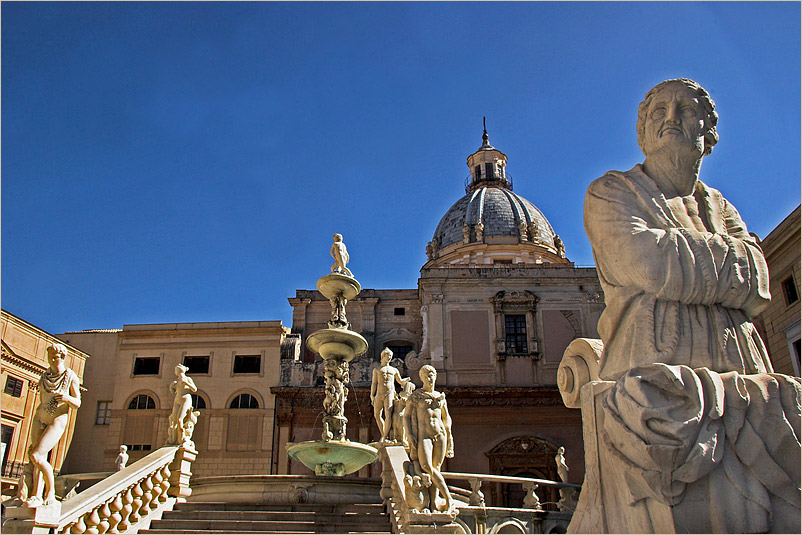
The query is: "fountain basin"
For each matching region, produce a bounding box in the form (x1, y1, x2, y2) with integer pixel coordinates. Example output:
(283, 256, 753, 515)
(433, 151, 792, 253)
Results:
(317, 273, 361, 301)
(307, 328, 368, 362)
(287, 440, 378, 477)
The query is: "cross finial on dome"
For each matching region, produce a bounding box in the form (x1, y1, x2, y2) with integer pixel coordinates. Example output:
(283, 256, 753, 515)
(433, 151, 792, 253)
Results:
(482, 117, 490, 147)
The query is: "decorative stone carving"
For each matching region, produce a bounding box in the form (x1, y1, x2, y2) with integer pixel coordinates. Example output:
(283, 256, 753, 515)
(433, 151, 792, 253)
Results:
(474, 222, 484, 242)
(115, 445, 129, 471)
(553, 235, 565, 257)
(166, 364, 199, 447)
(570, 78, 802, 534)
(404, 365, 454, 513)
(527, 222, 540, 242)
(425, 242, 434, 261)
(462, 223, 471, 244)
(371, 348, 412, 442)
(322, 358, 350, 441)
(517, 219, 528, 241)
(330, 233, 353, 277)
(555, 446, 568, 483)
(16, 343, 81, 508)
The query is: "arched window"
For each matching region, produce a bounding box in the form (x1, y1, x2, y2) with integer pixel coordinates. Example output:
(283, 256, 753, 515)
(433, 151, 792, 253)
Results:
(128, 394, 156, 410)
(191, 394, 206, 410)
(229, 393, 259, 409)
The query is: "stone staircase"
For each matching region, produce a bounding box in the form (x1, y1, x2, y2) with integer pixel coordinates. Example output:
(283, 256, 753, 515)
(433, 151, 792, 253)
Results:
(142, 501, 393, 534)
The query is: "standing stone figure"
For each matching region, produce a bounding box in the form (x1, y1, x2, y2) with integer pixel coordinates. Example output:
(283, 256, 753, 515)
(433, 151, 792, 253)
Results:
(578, 78, 800, 533)
(115, 445, 129, 471)
(17, 343, 81, 507)
(370, 348, 411, 442)
(330, 233, 354, 277)
(553, 235, 565, 257)
(555, 446, 568, 482)
(404, 365, 454, 512)
(167, 364, 198, 445)
(391, 380, 417, 447)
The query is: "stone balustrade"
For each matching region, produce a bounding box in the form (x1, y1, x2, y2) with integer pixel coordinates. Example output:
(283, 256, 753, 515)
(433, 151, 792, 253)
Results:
(378, 444, 580, 534)
(4, 444, 196, 534)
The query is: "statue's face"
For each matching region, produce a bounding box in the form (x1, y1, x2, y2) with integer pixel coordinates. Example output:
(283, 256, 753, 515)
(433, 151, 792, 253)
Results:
(381, 351, 392, 364)
(422, 368, 436, 388)
(47, 349, 65, 368)
(642, 82, 706, 157)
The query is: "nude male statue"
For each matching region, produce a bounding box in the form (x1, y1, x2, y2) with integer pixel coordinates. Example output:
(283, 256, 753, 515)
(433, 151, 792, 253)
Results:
(370, 348, 410, 442)
(330, 233, 353, 277)
(18, 344, 81, 507)
(404, 365, 454, 512)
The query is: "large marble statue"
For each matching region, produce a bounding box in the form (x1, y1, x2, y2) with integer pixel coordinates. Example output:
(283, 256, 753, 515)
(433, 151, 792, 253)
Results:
(330, 233, 353, 277)
(18, 343, 82, 507)
(166, 364, 199, 446)
(404, 365, 454, 513)
(371, 348, 411, 442)
(574, 78, 801, 533)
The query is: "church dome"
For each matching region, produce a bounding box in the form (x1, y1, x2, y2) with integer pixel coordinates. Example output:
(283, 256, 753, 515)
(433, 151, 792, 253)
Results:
(425, 125, 567, 266)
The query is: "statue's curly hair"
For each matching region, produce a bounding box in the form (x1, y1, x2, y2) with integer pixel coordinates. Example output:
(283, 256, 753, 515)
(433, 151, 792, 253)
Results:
(637, 78, 719, 157)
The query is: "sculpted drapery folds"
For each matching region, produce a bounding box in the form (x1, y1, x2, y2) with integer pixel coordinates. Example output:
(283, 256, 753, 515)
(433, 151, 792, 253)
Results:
(585, 79, 771, 381)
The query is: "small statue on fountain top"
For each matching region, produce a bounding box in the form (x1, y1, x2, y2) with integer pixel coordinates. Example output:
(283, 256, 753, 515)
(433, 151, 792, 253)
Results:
(330, 233, 353, 277)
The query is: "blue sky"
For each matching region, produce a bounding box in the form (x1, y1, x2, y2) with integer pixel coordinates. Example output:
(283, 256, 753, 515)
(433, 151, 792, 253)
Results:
(2, 2, 800, 334)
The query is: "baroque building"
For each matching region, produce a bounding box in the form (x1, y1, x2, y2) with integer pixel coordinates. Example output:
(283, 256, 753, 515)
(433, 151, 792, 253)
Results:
(755, 205, 801, 376)
(273, 130, 605, 505)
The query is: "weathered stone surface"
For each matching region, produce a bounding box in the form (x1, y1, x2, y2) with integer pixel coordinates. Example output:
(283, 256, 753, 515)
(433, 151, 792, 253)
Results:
(568, 79, 802, 533)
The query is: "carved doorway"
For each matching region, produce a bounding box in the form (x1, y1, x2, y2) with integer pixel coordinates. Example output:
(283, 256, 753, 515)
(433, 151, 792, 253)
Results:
(486, 435, 560, 509)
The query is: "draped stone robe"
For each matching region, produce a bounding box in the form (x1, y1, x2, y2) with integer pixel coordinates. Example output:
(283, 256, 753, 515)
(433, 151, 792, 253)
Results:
(584, 164, 772, 381)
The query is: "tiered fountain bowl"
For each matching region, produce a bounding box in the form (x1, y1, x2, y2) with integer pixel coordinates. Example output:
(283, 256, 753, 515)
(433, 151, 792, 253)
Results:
(286, 270, 377, 476)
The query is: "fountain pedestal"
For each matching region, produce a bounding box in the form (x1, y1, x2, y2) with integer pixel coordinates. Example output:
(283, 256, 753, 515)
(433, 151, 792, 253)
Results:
(286, 253, 377, 476)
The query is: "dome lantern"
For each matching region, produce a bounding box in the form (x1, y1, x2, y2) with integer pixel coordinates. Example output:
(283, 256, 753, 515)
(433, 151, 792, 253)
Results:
(466, 119, 511, 193)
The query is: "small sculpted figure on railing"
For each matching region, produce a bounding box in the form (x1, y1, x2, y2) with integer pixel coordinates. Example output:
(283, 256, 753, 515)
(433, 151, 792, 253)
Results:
(166, 364, 199, 446)
(115, 445, 129, 471)
(17, 343, 82, 508)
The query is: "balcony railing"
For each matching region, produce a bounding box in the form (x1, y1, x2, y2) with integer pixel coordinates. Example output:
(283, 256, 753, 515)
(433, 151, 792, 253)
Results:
(465, 173, 514, 194)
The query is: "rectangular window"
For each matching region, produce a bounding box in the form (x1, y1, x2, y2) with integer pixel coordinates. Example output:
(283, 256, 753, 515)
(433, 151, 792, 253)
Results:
(1, 424, 14, 471)
(394, 307, 406, 316)
(4, 376, 24, 397)
(95, 401, 112, 425)
(133, 357, 160, 375)
(495, 259, 513, 265)
(183, 355, 210, 375)
(783, 277, 798, 305)
(485, 162, 495, 180)
(505, 314, 528, 354)
(475, 165, 482, 179)
(125, 444, 152, 452)
(233, 355, 261, 374)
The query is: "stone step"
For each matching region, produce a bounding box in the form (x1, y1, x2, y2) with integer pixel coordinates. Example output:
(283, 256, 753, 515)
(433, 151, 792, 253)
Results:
(176, 501, 385, 513)
(144, 519, 391, 533)
(161, 509, 390, 523)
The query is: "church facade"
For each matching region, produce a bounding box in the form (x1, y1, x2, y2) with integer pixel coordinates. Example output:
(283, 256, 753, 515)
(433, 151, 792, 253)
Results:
(273, 130, 604, 506)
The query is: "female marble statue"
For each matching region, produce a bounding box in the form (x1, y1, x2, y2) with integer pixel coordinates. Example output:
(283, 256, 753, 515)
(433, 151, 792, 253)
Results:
(167, 364, 197, 445)
(19, 343, 81, 507)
